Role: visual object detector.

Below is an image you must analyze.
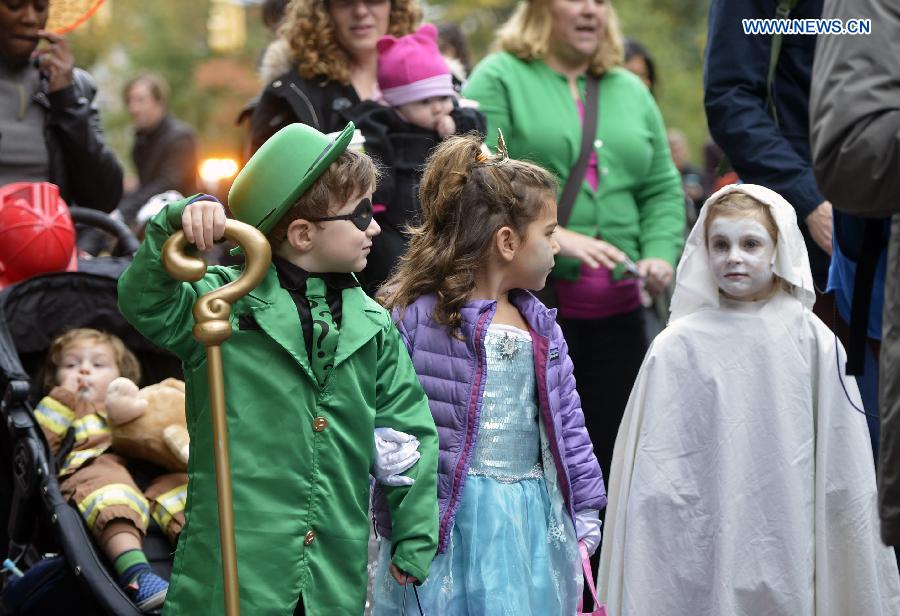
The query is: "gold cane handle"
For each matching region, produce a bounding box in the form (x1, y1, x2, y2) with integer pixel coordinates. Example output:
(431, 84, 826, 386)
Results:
(161, 220, 272, 344)
(159, 219, 271, 616)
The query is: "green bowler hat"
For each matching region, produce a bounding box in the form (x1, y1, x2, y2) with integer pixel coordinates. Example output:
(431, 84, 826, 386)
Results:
(228, 121, 356, 235)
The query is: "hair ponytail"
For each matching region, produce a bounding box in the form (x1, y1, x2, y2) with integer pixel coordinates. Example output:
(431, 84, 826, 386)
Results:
(381, 134, 557, 333)
(416, 135, 482, 232)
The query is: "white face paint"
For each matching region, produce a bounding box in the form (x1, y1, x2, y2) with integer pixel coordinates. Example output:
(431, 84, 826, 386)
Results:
(707, 216, 776, 301)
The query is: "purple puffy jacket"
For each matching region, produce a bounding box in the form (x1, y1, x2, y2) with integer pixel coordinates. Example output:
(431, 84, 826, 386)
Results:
(373, 289, 606, 553)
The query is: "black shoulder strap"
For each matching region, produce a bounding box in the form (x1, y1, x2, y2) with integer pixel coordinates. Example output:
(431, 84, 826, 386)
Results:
(557, 74, 600, 227)
(846, 219, 886, 375)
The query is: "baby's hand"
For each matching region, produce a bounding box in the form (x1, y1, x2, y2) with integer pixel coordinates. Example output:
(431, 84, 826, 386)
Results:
(181, 200, 226, 251)
(436, 114, 456, 138)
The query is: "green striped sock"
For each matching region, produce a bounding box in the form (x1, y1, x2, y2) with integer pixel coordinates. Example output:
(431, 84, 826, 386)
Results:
(114, 549, 149, 585)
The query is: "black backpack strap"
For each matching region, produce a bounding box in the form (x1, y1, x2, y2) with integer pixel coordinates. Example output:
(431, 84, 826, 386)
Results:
(846, 218, 885, 375)
(557, 74, 600, 227)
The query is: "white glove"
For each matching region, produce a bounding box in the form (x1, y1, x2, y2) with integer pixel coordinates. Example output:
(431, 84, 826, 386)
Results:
(372, 427, 420, 487)
(575, 509, 602, 556)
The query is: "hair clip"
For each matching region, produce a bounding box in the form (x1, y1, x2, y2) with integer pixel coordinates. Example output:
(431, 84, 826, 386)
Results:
(495, 128, 509, 160)
(475, 129, 511, 168)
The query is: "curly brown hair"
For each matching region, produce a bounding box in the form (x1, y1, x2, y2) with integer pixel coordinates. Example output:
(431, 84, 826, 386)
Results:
(41, 328, 141, 395)
(381, 134, 557, 334)
(279, 0, 422, 85)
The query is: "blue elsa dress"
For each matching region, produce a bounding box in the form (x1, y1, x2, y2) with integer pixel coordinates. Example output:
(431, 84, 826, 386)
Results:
(373, 324, 580, 615)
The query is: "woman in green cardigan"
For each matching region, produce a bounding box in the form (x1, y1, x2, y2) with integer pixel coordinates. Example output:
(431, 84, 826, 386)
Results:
(464, 0, 684, 520)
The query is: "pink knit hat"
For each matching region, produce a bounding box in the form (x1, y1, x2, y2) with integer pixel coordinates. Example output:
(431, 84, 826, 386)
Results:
(377, 23, 457, 107)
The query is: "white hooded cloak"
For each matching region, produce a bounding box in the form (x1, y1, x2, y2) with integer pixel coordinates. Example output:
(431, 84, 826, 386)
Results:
(596, 184, 900, 615)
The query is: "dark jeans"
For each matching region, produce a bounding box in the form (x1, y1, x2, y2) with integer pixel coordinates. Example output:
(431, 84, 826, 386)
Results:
(293, 596, 305, 615)
(559, 307, 649, 609)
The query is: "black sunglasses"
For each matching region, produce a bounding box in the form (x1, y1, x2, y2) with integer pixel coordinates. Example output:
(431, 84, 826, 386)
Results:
(308, 198, 374, 231)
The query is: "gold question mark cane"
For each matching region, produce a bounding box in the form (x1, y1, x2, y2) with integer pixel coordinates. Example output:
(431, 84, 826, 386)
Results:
(161, 220, 272, 616)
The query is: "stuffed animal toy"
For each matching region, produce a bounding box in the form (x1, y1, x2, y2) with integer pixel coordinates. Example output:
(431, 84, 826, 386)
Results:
(105, 377, 190, 472)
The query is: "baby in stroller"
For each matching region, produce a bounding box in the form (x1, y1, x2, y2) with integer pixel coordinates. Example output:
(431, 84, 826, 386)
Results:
(33, 328, 185, 612)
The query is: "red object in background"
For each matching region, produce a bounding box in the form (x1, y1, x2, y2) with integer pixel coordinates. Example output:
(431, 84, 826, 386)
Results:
(713, 171, 740, 193)
(0, 182, 77, 289)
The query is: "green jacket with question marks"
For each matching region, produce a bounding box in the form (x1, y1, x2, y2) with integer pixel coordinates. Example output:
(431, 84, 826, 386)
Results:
(118, 196, 438, 616)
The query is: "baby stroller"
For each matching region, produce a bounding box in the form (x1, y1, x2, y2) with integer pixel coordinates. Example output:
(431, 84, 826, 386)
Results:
(0, 207, 183, 615)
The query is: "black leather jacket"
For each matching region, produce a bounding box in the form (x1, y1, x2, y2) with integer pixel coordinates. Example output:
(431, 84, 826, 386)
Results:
(249, 70, 360, 155)
(30, 67, 123, 212)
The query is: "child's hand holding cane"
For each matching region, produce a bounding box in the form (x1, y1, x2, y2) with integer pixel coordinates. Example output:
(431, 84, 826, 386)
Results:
(181, 200, 227, 251)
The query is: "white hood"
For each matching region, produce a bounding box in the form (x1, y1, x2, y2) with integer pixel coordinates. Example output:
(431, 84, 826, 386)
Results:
(669, 183, 816, 322)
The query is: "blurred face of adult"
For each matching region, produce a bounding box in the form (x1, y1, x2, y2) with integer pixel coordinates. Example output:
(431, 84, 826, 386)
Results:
(624, 54, 652, 89)
(126, 81, 166, 131)
(668, 132, 688, 170)
(0, 0, 49, 67)
(328, 0, 391, 62)
(548, 0, 607, 65)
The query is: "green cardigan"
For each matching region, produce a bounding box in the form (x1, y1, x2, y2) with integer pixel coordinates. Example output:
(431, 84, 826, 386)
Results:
(118, 198, 439, 615)
(464, 52, 685, 280)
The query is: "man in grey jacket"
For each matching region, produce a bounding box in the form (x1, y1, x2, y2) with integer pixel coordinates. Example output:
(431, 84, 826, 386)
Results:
(809, 0, 900, 545)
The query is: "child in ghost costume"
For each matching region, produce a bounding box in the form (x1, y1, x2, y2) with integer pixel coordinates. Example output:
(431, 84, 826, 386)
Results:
(596, 183, 900, 616)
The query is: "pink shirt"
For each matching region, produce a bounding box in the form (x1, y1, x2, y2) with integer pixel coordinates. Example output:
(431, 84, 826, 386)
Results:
(555, 101, 641, 319)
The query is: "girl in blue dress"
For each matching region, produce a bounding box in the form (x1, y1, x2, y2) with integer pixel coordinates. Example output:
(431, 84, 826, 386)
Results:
(372, 133, 606, 615)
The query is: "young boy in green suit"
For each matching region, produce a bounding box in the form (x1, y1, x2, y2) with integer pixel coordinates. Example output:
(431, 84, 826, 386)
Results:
(118, 122, 438, 615)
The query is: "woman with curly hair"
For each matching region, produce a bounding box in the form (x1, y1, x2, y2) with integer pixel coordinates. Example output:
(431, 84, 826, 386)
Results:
(250, 0, 421, 154)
